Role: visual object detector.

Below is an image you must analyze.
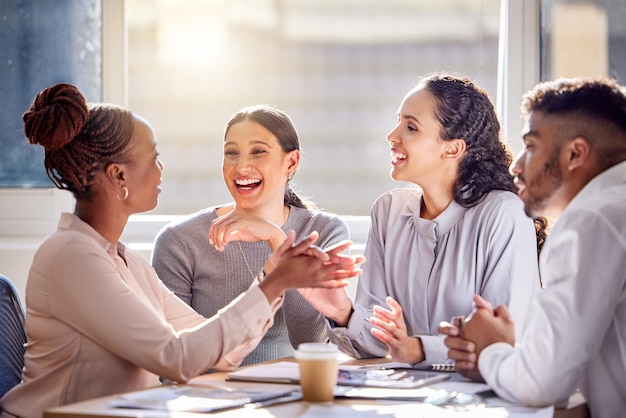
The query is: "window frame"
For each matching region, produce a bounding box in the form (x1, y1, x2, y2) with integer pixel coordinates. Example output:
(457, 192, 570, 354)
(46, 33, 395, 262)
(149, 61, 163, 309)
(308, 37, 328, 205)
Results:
(497, 0, 540, 156)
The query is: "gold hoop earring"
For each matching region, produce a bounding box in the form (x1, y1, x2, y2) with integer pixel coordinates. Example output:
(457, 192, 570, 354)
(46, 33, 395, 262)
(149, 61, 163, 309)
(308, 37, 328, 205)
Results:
(117, 186, 129, 201)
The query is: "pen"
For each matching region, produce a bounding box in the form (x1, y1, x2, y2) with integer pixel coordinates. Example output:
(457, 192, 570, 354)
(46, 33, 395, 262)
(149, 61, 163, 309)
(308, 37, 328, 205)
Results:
(451, 315, 466, 333)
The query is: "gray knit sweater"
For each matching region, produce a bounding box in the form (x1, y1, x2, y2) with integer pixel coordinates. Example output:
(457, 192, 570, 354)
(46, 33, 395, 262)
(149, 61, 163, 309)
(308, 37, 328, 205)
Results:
(151, 205, 349, 365)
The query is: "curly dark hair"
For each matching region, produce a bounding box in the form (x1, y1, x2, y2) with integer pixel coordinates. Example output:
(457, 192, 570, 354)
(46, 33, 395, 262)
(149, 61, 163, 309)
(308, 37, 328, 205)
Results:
(419, 74, 516, 205)
(420, 74, 546, 254)
(23, 83, 134, 199)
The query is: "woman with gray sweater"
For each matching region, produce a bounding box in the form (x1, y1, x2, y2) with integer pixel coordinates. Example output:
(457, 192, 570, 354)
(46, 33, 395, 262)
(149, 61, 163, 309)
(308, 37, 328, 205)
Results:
(152, 105, 349, 365)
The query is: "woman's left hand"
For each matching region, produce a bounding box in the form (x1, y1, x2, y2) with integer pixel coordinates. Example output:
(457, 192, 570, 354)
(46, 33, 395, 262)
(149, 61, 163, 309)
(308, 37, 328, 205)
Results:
(370, 296, 424, 364)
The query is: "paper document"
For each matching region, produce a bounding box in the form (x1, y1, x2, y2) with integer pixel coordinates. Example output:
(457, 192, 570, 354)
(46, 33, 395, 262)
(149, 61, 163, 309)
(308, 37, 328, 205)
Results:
(109, 385, 297, 412)
(300, 402, 554, 418)
(227, 361, 301, 384)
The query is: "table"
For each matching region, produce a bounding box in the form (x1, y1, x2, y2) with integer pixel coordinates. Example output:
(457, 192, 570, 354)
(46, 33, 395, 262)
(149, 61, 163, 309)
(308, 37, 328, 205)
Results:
(44, 358, 588, 418)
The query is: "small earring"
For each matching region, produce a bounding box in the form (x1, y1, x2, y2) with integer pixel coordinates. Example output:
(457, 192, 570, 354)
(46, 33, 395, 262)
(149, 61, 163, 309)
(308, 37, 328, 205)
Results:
(287, 172, 293, 181)
(117, 186, 129, 200)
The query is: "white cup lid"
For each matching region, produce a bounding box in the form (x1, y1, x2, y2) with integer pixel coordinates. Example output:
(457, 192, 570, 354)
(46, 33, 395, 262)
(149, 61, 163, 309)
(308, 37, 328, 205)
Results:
(294, 343, 339, 360)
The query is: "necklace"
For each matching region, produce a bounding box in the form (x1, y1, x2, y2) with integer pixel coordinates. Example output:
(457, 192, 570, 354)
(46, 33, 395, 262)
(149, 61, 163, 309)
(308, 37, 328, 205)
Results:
(235, 206, 290, 281)
(237, 240, 257, 281)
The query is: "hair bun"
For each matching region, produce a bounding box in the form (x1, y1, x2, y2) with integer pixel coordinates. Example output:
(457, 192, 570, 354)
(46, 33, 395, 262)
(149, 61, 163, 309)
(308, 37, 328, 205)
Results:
(23, 83, 89, 151)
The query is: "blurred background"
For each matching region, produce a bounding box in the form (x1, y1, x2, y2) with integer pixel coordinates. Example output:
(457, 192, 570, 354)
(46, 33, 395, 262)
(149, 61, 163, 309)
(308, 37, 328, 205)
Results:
(126, 0, 501, 216)
(2, 0, 625, 299)
(3, 0, 623, 216)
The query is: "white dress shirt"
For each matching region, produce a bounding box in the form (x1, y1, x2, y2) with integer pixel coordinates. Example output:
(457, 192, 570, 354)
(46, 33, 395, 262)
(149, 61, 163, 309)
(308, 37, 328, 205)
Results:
(479, 161, 626, 418)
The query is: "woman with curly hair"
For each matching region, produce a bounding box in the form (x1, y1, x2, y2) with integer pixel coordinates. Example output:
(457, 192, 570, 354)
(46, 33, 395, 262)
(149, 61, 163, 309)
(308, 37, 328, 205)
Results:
(303, 74, 545, 366)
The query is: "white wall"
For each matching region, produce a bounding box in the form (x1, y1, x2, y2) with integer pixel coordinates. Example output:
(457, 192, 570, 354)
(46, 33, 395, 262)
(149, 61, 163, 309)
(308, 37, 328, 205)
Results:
(0, 189, 74, 300)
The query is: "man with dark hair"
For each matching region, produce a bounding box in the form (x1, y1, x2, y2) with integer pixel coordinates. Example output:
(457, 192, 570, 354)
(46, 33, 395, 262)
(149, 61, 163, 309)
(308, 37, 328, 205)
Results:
(438, 76, 626, 418)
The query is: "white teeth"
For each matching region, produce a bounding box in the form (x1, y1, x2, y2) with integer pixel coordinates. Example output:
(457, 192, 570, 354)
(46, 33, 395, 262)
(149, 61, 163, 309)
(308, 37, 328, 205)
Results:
(236, 178, 261, 186)
(391, 150, 407, 160)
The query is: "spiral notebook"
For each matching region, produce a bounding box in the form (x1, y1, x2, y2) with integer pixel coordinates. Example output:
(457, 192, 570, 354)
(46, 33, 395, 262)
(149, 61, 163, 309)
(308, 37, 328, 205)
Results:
(375, 361, 456, 372)
(226, 361, 450, 389)
(336, 368, 451, 388)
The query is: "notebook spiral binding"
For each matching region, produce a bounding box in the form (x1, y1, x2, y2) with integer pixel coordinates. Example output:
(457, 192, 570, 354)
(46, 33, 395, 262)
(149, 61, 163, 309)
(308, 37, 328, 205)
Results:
(430, 363, 456, 372)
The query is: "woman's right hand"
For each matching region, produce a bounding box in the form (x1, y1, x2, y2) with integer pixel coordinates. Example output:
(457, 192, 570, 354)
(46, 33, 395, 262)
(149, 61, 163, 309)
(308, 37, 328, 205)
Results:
(209, 209, 286, 252)
(296, 239, 364, 325)
(297, 287, 353, 325)
(259, 230, 363, 303)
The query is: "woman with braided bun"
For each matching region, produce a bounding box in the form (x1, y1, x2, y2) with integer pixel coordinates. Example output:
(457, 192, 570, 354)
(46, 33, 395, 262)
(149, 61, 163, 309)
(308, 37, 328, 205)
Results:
(302, 74, 546, 367)
(152, 105, 351, 366)
(0, 84, 362, 418)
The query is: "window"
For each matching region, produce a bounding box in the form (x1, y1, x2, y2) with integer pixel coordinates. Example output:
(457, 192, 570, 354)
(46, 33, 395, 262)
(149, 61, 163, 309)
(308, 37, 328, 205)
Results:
(127, 0, 502, 216)
(498, 0, 626, 158)
(0, 0, 102, 188)
(540, 0, 626, 83)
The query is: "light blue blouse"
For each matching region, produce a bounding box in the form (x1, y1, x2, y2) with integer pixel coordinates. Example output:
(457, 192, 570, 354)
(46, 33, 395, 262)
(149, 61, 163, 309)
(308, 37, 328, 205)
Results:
(329, 188, 540, 366)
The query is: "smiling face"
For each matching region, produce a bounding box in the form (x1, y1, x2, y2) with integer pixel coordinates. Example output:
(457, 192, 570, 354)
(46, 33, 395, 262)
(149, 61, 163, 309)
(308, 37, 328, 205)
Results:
(386, 87, 449, 185)
(123, 115, 163, 214)
(511, 111, 565, 218)
(222, 119, 298, 212)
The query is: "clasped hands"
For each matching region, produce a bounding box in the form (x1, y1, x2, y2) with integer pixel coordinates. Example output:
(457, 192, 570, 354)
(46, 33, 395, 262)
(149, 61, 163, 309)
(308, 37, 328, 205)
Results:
(268, 229, 365, 285)
(251, 230, 365, 303)
(208, 209, 365, 293)
(437, 294, 516, 381)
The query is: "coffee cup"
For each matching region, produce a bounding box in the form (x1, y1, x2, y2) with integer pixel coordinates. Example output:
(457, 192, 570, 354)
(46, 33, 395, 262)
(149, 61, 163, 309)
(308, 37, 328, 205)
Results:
(294, 343, 339, 402)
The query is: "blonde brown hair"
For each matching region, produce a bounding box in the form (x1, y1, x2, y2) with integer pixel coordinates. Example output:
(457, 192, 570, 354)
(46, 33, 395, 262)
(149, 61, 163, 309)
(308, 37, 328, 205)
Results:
(225, 105, 315, 209)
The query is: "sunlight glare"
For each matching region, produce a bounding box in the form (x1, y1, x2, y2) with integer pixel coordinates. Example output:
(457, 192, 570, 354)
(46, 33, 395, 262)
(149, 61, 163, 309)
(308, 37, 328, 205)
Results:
(156, 0, 228, 68)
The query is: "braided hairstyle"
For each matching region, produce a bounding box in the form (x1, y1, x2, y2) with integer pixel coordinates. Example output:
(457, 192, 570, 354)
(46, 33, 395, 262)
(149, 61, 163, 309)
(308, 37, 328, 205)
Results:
(224, 105, 315, 209)
(23, 83, 134, 200)
(419, 74, 547, 254)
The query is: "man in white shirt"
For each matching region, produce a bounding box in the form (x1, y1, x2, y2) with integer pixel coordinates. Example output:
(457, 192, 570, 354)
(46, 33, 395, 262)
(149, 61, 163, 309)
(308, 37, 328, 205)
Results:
(438, 76, 626, 418)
